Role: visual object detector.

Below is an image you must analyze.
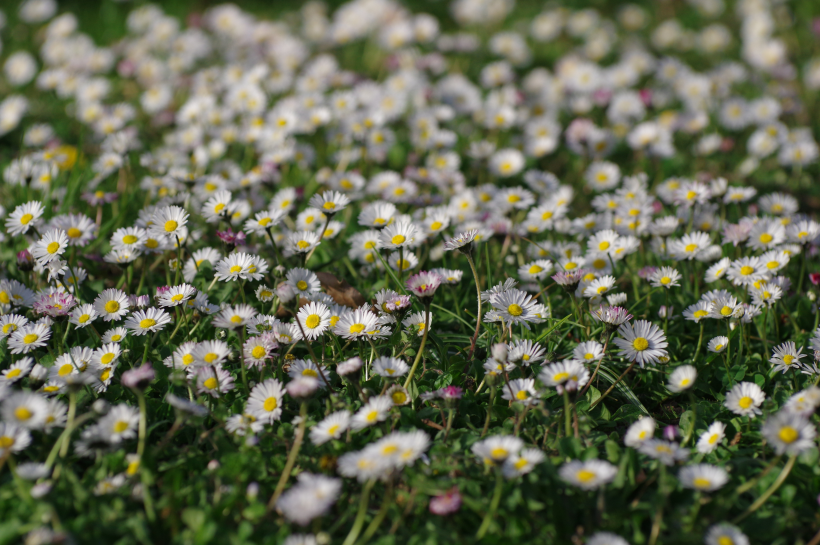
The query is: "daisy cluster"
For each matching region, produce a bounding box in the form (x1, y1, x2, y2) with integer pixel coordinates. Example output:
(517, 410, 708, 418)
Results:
(1, 0, 820, 543)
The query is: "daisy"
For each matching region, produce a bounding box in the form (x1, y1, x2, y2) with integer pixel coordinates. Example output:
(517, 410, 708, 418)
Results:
(214, 253, 267, 282)
(388, 250, 418, 272)
(509, 339, 547, 365)
(157, 284, 197, 307)
(491, 288, 540, 328)
(726, 257, 767, 286)
(124, 308, 172, 336)
(747, 219, 785, 251)
(0, 423, 32, 456)
(30, 229, 68, 266)
(668, 365, 697, 393)
(761, 411, 817, 455)
(93, 289, 130, 321)
(625, 417, 656, 447)
(725, 382, 765, 417)
(559, 459, 617, 490)
(8, 323, 52, 354)
(471, 435, 523, 466)
(386, 384, 410, 406)
(648, 267, 681, 289)
(750, 283, 782, 307)
(309, 190, 350, 215)
(286, 230, 321, 255)
(110, 226, 147, 252)
(0, 314, 28, 337)
(708, 295, 738, 319)
(98, 404, 139, 443)
(705, 525, 749, 545)
(638, 439, 689, 465)
(350, 395, 393, 431)
(68, 304, 97, 328)
(102, 327, 127, 343)
(500, 378, 539, 405)
(193, 340, 231, 366)
(678, 464, 729, 492)
(696, 422, 727, 454)
(5, 201, 44, 236)
(358, 202, 397, 228)
(1, 357, 33, 384)
(539, 360, 590, 392)
(310, 410, 351, 445)
(379, 220, 418, 250)
(518, 260, 553, 281)
(769, 341, 805, 373)
(333, 308, 380, 340)
(196, 367, 235, 398)
(406, 271, 443, 299)
(212, 304, 257, 330)
(288, 360, 329, 385)
(443, 230, 478, 253)
(2, 392, 49, 429)
(246, 378, 285, 424)
(502, 448, 545, 479)
(296, 302, 331, 340)
(612, 320, 668, 367)
(149, 205, 189, 239)
(583, 275, 617, 298)
(682, 301, 711, 324)
(402, 311, 432, 337)
(708, 336, 729, 353)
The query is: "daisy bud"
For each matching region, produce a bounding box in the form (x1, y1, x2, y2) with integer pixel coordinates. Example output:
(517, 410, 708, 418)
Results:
(491, 343, 508, 363)
(207, 460, 220, 471)
(17, 249, 34, 271)
(276, 283, 298, 303)
(92, 399, 110, 415)
(122, 362, 155, 391)
(809, 272, 820, 286)
(663, 425, 678, 441)
(246, 482, 259, 501)
(429, 487, 462, 515)
(286, 376, 320, 399)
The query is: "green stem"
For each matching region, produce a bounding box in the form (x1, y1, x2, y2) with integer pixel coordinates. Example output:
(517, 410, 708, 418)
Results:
(732, 454, 797, 523)
(266, 402, 308, 512)
(693, 323, 704, 362)
(361, 481, 392, 543)
(342, 479, 376, 545)
(403, 302, 430, 389)
(466, 253, 483, 360)
(563, 389, 572, 439)
(589, 362, 636, 410)
(476, 469, 504, 539)
(481, 386, 494, 438)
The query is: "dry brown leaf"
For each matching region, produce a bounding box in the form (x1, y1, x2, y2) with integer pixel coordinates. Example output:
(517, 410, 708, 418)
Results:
(316, 271, 366, 309)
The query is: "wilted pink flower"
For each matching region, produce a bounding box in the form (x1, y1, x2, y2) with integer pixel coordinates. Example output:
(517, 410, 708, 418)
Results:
(552, 269, 585, 291)
(430, 487, 462, 515)
(406, 271, 443, 300)
(637, 266, 657, 279)
(34, 291, 77, 317)
(439, 386, 463, 400)
(337, 357, 363, 376)
(217, 228, 246, 247)
(17, 249, 34, 271)
(286, 376, 320, 399)
(809, 273, 820, 286)
(123, 362, 155, 390)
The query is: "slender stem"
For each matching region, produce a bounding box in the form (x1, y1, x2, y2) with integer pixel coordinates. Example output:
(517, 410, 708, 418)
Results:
(266, 402, 308, 512)
(476, 469, 504, 539)
(732, 454, 797, 523)
(466, 253, 483, 360)
(481, 386, 495, 438)
(693, 322, 704, 361)
(136, 391, 148, 458)
(563, 390, 572, 439)
(58, 391, 77, 459)
(361, 481, 392, 543)
(342, 479, 376, 545)
(238, 329, 249, 392)
(734, 455, 782, 495)
(403, 302, 430, 389)
(578, 336, 609, 397)
(589, 362, 636, 410)
(797, 247, 807, 294)
(725, 320, 732, 371)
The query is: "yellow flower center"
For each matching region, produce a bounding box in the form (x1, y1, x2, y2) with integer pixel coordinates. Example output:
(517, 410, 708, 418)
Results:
(598, 241, 610, 251)
(515, 390, 529, 400)
(305, 314, 321, 329)
(490, 447, 508, 460)
(684, 243, 697, 253)
(528, 265, 543, 274)
(122, 235, 138, 244)
(660, 276, 671, 285)
(391, 234, 406, 245)
(740, 266, 754, 276)
(47, 242, 61, 254)
(693, 477, 711, 489)
(105, 301, 120, 313)
(430, 221, 443, 230)
(139, 318, 156, 329)
(759, 233, 773, 244)
(263, 397, 278, 411)
(778, 426, 798, 443)
(349, 323, 365, 334)
(576, 470, 596, 482)
(6, 368, 21, 379)
(114, 421, 129, 433)
(0, 436, 15, 448)
(632, 337, 649, 351)
(23, 333, 38, 344)
(14, 407, 33, 420)
(164, 220, 178, 232)
(507, 304, 523, 316)
(720, 306, 732, 316)
(392, 391, 407, 404)
(251, 346, 266, 359)
(204, 353, 218, 363)
(59, 363, 74, 376)
(302, 369, 318, 378)
(203, 377, 218, 389)
(738, 396, 753, 409)
(20, 213, 34, 225)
